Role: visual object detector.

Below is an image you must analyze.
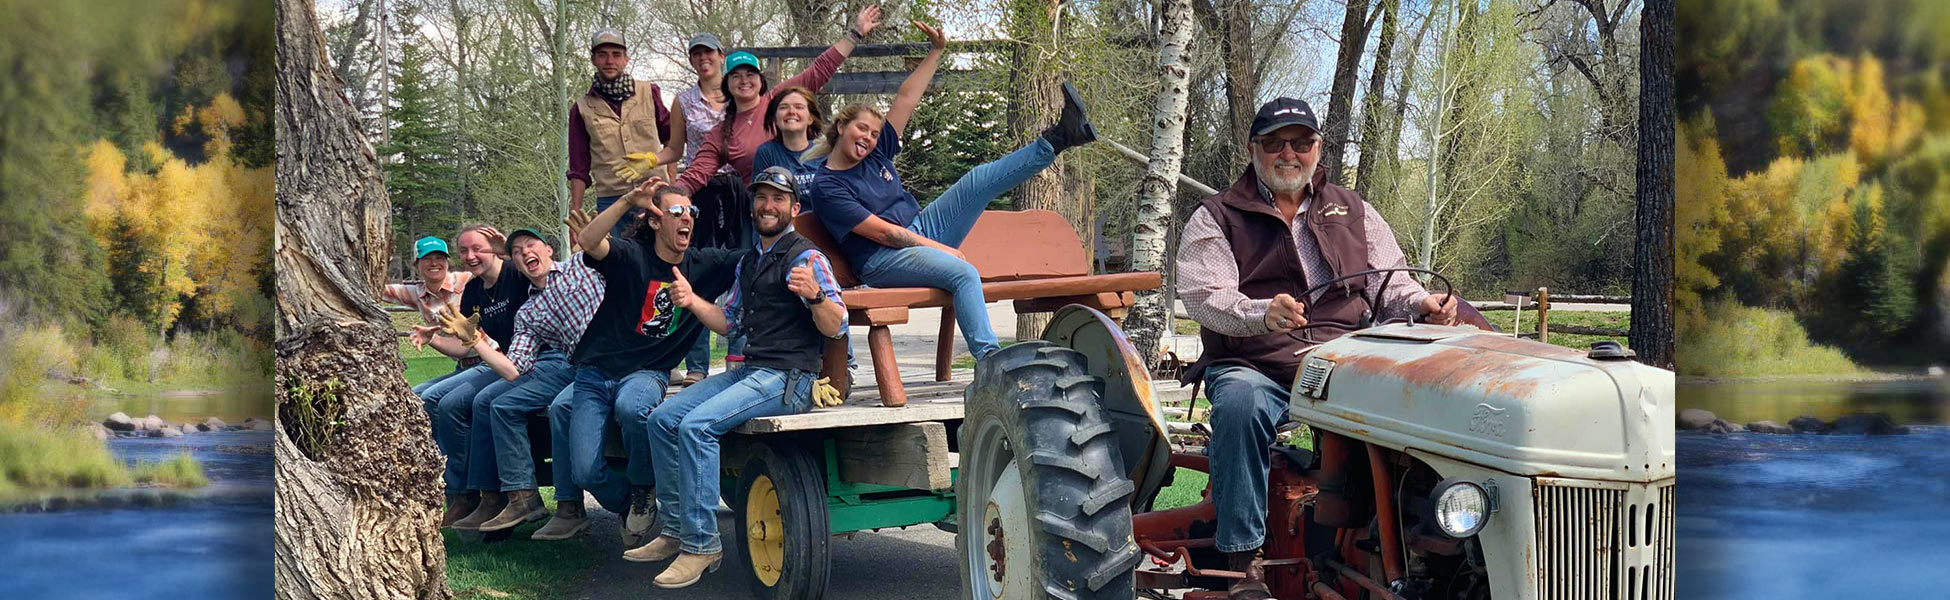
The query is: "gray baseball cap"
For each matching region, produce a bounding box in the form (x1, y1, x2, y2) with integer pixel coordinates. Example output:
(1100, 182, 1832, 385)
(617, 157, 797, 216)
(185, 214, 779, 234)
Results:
(687, 32, 723, 52)
(590, 28, 627, 52)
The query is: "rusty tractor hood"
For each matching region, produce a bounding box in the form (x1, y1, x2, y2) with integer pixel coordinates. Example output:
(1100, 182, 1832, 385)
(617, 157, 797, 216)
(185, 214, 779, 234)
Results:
(1287, 324, 1675, 483)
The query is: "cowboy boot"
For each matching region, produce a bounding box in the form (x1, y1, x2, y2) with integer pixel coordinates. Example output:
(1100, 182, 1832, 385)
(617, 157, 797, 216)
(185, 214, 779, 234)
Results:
(451, 490, 506, 531)
(441, 492, 479, 528)
(531, 499, 589, 540)
(653, 550, 724, 589)
(623, 535, 682, 563)
(477, 488, 548, 532)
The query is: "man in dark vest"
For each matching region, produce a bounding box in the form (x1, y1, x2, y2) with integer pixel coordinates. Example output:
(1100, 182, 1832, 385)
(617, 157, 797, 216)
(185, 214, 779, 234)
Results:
(1175, 98, 1459, 599)
(623, 166, 846, 588)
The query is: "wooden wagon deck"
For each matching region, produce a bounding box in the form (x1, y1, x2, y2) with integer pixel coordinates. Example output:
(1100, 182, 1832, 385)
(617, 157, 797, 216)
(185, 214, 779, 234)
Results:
(734, 375, 974, 434)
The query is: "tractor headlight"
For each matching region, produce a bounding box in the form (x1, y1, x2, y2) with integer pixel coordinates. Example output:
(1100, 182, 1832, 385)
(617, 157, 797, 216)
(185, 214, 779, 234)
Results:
(1431, 479, 1496, 538)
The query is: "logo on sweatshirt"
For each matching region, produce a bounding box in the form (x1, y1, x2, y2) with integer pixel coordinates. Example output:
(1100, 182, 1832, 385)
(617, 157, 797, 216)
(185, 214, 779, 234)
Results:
(1320, 202, 1348, 217)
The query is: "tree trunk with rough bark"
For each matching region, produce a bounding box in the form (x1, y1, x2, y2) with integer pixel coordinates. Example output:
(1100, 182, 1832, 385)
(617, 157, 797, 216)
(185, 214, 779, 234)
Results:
(1190, 0, 1256, 174)
(1126, 0, 1196, 364)
(781, 0, 840, 45)
(1321, 0, 1374, 186)
(274, 0, 450, 598)
(1353, 0, 1397, 196)
(1632, 0, 1675, 369)
(1008, 0, 1074, 340)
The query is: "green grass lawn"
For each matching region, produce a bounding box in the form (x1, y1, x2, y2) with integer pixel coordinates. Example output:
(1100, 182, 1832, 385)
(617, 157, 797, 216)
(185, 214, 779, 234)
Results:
(1152, 467, 1208, 510)
(443, 488, 595, 600)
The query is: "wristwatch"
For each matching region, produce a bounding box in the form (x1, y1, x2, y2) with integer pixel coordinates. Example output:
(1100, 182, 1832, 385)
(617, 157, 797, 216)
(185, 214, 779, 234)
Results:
(806, 293, 827, 305)
(845, 28, 865, 42)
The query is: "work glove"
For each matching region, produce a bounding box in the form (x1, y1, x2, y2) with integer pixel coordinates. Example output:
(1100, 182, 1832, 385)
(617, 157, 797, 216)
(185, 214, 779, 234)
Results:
(812, 377, 844, 408)
(613, 152, 660, 183)
(438, 309, 483, 347)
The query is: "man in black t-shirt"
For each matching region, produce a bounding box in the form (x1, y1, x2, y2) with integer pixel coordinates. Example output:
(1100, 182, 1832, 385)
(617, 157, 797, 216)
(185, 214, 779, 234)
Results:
(410, 225, 533, 527)
(529, 178, 743, 545)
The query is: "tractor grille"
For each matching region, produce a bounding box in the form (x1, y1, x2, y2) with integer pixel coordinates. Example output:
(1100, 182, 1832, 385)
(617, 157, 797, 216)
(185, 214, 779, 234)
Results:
(1533, 479, 1675, 600)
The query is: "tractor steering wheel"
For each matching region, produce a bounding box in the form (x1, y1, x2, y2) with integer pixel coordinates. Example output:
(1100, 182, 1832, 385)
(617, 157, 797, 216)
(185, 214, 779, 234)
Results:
(1285, 267, 1458, 345)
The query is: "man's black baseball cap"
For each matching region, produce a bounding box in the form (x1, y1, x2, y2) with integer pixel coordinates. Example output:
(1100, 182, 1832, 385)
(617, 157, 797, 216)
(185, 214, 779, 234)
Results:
(1251, 97, 1319, 136)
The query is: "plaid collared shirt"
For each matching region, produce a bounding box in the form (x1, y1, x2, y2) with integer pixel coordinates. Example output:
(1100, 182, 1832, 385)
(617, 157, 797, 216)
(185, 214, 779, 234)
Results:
(383, 272, 472, 324)
(1176, 180, 1428, 337)
(506, 254, 605, 374)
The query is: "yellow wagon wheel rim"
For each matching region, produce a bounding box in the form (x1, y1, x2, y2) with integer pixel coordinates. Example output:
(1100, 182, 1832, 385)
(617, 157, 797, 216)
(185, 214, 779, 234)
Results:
(746, 473, 786, 586)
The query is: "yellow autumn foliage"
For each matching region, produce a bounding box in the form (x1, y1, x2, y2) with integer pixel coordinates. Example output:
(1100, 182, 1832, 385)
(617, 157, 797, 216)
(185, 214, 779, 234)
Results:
(77, 93, 271, 330)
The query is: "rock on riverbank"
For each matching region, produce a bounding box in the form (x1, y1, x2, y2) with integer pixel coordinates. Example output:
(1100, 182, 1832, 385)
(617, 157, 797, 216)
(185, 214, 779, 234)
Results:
(1679, 409, 1912, 435)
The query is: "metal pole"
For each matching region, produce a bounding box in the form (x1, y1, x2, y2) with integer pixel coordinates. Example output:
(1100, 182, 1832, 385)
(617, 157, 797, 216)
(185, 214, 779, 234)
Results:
(1099, 138, 1221, 197)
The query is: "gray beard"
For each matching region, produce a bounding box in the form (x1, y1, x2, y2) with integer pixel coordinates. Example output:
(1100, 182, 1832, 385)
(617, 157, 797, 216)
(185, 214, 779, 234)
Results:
(1256, 157, 1312, 196)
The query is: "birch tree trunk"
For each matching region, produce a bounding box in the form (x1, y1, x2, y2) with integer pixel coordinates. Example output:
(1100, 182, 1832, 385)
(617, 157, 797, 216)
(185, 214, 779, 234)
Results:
(1126, 0, 1197, 363)
(1632, 0, 1675, 369)
(273, 0, 450, 597)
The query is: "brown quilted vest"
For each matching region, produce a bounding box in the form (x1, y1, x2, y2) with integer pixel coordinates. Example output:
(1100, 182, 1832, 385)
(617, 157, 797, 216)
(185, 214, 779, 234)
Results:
(1183, 165, 1372, 387)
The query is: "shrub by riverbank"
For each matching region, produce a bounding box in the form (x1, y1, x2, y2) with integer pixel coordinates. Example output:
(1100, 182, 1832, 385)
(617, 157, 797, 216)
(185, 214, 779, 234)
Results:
(1677, 301, 1862, 377)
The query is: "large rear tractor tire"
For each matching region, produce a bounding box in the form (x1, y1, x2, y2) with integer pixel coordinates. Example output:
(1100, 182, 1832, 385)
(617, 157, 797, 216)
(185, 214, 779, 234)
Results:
(958, 342, 1142, 600)
(733, 439, 831, 600)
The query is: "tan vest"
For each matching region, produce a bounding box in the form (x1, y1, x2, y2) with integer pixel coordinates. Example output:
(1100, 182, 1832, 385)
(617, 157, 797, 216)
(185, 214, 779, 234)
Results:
(578, 82, 664, 198)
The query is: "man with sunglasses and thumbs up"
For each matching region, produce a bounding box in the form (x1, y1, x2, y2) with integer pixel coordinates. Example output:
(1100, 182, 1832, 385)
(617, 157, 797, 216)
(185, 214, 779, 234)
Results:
(544, 176, 746, 548)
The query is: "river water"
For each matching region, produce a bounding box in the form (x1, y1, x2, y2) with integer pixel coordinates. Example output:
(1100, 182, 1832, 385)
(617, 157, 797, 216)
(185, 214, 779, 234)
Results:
(0, 429, 273, 598)
(1677, 380, 1950, 597)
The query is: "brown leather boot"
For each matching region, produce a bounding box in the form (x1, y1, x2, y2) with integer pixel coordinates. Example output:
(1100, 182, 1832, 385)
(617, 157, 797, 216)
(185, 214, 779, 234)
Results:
(478, 489, 548, 532)
(451, 490, 506, 531)
(441, 492, 480, 528)
(531, 499, 590, 540)
(1227, 550, 1272, 600)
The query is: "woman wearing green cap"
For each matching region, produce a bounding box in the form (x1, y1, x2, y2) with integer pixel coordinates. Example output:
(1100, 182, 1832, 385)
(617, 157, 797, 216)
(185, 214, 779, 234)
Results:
(632, 5, 882, 384)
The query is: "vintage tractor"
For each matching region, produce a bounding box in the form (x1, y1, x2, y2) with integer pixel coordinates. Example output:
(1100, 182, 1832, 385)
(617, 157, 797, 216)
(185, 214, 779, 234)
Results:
(957, 269, 1675, 599)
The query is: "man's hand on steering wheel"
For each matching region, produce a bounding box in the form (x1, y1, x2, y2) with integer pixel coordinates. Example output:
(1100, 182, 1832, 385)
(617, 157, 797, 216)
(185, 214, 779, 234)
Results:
(1420, 293, 1460, 326)
(1264, 293, 1308, 333)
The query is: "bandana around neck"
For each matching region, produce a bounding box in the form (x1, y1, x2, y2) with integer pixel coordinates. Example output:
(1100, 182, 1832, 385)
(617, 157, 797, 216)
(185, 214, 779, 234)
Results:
(593, 73, 635, 103)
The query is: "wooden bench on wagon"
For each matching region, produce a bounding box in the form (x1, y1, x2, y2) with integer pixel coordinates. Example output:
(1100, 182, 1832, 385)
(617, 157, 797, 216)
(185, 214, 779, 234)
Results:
(792, 209, 1163, 407)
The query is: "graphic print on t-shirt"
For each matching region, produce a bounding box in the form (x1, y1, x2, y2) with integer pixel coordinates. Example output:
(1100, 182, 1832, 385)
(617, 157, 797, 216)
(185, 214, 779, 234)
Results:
(636, 280, 686, 338)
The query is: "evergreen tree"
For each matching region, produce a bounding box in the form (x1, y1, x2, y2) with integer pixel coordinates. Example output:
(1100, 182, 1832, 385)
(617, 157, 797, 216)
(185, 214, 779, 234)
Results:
(379, 29, 461, 269)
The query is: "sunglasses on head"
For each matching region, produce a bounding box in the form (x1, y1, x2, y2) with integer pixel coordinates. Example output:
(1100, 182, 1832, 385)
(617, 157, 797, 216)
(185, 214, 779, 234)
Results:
(664, 205, 701, 218)
(1255, 136, 1319, 154)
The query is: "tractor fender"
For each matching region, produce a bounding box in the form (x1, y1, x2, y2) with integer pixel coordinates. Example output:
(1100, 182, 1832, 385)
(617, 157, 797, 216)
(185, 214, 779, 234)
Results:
(1039, 305, 1174, 511)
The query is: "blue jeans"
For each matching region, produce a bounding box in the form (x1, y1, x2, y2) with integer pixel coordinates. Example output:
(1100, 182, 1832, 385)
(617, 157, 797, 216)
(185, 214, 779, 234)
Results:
(610, 370, 674, 488)
(551, 366, 647, 513)
(420, 363, 501, 494)
(1204, 364, 1292, 553)
(483, 350, 574, 491)
(594, 193, 641, 238)
(652, 366, 814, 554)
(412, 363, 465, 396)
(853, 138, 1056, 360)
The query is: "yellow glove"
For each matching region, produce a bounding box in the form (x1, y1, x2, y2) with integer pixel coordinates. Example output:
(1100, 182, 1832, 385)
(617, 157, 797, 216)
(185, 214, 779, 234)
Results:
(613, 152, 660, 183)
(812, 377, 844, 408)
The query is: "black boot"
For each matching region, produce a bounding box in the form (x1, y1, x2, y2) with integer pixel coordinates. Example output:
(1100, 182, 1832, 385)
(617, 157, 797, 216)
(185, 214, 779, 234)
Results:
(1040, 81, 1098, 153)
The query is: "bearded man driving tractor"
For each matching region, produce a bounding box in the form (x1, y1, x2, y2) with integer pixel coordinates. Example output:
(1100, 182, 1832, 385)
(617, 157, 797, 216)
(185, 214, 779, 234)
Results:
(1175, 97, 1462, 599)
